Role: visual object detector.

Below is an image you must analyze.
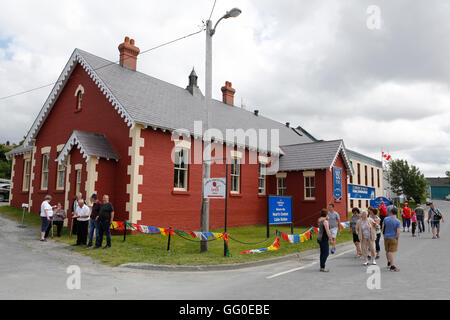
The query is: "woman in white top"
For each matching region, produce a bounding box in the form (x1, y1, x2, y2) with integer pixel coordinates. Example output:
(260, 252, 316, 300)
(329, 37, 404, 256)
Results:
(40, 195, 53, 242)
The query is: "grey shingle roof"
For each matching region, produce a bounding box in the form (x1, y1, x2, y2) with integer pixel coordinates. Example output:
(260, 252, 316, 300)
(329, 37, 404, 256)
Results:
(279, 140, 353, 173)
(5, 145, 33, 160)
(76, 49, 314, 151)
(56, 130, 119, 164)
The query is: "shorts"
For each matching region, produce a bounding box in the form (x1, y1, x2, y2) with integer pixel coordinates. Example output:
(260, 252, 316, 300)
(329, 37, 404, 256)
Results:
(352, 233, 360, 243)
(41, 216, 50, 232)
(384, 238, 398, 253)
(330, 227, 338, 239)
(431, 221, 440, 228)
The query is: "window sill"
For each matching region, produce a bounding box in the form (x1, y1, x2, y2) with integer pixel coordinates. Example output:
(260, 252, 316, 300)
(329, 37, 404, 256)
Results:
(303, 199, 317, 203)
(229, 193, 242, 198)
(172, 190, 190, 196)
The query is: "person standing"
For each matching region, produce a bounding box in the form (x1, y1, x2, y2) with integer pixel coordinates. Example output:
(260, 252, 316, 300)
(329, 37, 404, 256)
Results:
(327, 203, 342, 254)
(87, 194, 101, 248)
(411, 212, 418, 237)
(378, 201, 388, 227)
(382, 207, 401, 272)
(368, 207, 381, 259)
(95, 195, 114, 249)
(401, 202, 412, 232)
(428, 202, 445, 239)
(356, 211, 377, 266)
(71, 193, 84, 236)
(349, 208, 362, 258)
(317, 209, 332, 272)
(48, 203, 66, 237)
(415, 203, 425, 233)
(73, 199, 90, 246)
(40, 195, 53, 242)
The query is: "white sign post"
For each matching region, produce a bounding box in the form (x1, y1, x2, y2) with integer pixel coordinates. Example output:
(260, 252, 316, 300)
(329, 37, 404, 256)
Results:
(203, 178, 226, 199)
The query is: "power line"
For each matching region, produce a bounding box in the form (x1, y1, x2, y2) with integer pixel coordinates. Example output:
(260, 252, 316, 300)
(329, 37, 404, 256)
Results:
(0, 27, 205, 101)
(208, 0, 217, 21)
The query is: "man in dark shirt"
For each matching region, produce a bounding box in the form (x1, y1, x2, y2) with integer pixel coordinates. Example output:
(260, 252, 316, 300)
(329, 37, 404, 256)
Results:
(87, 194, 102, 247)
(95, 195, 115, 249)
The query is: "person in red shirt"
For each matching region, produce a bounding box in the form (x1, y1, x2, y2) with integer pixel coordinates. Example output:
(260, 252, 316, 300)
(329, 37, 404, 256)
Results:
(378, 201, 388, 226)
(402, 202, 412, 232)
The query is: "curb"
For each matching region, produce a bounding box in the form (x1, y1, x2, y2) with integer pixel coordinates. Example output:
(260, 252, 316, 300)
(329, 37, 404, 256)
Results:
(119, 241, 353, 272)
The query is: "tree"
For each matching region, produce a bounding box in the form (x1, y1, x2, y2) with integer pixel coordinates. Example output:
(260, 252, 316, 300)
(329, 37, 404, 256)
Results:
(446, 171, 450, 184)
(0, 144, 12, 179)
(387, 159, 428, 203)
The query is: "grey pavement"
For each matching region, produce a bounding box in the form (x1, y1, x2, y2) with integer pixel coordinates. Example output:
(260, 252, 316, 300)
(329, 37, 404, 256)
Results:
(0, 200, 449, 300)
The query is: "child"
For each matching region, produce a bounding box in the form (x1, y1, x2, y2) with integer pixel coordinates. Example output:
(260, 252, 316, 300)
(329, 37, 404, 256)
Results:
(411, 211, 417, 237)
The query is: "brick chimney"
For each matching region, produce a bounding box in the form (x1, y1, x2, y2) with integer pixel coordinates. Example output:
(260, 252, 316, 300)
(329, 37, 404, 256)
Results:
(221, 81, 236, 105)
(118, 36, 140, 70)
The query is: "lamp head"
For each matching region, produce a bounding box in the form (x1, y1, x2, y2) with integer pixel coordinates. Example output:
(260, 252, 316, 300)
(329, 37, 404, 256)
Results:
(224, 8, 242, 19)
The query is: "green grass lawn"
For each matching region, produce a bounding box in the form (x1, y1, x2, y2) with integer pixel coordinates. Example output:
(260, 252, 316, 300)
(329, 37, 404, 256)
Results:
(0, 206, 354, 266)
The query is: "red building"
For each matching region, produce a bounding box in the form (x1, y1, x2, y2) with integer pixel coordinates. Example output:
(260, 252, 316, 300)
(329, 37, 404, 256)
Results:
(6, 37, 353, 229)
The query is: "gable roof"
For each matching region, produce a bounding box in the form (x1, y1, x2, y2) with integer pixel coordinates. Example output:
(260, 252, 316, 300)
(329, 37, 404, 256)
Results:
(22, 48, 315, 155)
(56, 130, 119, 164)
(278, 140, 353, 174)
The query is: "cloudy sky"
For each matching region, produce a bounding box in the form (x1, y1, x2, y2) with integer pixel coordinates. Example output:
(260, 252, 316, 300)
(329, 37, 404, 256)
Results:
(0, 0, 449, 177)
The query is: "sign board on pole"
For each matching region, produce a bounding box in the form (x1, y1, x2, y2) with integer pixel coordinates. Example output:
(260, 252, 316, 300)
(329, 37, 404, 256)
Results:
(203, 178, 226, 199)
(369, 196, 391, 208)
(348, 184, 376, 200)
(268, 196, 292, 225)
(333, 167, 342, 200)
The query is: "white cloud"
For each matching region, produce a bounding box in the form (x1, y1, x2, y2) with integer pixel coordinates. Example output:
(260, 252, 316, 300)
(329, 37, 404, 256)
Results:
(0, 0, 449, 177)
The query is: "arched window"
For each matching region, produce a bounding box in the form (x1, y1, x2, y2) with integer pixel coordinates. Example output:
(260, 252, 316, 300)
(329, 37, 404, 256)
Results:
(74, 85, 85, 111)
(76, 90, 83, 110)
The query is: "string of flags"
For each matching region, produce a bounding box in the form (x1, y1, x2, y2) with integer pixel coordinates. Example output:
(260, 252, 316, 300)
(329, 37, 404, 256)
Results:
(241, 237, 281, 254)
(110, 220, 351, 256)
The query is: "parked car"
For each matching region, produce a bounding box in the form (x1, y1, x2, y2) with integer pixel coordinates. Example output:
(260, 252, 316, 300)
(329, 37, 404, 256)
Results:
(445, 194, 450, 201)
(0, 185, 10, 202)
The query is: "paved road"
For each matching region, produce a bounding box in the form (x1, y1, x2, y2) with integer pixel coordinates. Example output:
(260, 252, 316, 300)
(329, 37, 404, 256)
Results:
(0, 200, 449, 300)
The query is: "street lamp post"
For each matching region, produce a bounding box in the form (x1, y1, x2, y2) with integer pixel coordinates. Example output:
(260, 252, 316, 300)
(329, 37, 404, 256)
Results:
(201, 8, 241, 252)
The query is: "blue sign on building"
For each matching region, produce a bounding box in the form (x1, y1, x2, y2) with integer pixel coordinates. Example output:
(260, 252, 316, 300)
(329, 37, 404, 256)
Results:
(370, 197, 391, 208)
(333, 167, 342, 200)
(268, 196, 292, 225)
(348, 184, 376, 200)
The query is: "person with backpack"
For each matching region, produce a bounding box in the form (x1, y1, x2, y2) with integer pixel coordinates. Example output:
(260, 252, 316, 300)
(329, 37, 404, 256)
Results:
(428, 202, 445, 239)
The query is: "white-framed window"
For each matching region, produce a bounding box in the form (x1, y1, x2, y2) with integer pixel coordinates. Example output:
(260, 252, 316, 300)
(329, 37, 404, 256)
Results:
(75, 169, 82, 195)
(258, 163, 266, 194)
(41, 154, 50, 190)
(230, 157, 241, 193)
(303, 171, 315, 200)
(56, 163, 65, 190)
(173, 148, 189, 190)
(23, 159, 31, 191)
(75, 85, 84, 111)
(277, 177, 287, 196)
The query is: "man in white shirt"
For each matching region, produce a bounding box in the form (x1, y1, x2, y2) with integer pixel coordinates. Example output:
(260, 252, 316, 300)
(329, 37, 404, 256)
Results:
(73, 199, 90, 246)
(40, 195, 53, 242)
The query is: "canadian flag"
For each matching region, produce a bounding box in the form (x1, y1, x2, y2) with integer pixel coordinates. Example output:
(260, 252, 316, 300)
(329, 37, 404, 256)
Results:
(382, 152, 392, 161)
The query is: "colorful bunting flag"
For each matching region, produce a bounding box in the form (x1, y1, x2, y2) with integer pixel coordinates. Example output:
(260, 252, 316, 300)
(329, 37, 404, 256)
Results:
(241, 237, 281, 254)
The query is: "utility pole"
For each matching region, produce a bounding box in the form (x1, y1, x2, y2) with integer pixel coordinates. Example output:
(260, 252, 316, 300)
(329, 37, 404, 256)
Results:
(200, 9, 241, 253)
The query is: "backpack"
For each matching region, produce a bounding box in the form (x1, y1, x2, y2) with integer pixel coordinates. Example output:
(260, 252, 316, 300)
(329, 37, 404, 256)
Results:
(432, 208, 442, 221)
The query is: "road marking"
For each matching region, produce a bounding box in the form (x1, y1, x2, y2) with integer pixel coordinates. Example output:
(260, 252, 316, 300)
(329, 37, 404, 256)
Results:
(266, 248, 355, 279)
